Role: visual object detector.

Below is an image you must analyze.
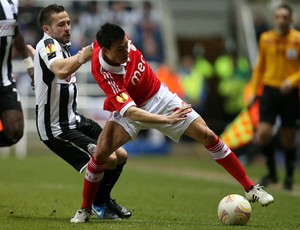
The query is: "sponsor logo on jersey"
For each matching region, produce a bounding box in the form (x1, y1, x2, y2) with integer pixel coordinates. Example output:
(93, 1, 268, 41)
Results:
(116, 93, 129, 103)
(131, 55, 146, 85)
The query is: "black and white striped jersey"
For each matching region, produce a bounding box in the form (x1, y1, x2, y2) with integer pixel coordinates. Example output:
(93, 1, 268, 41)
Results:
(0, 0, 18, 87)
(35, 33, 78, 140)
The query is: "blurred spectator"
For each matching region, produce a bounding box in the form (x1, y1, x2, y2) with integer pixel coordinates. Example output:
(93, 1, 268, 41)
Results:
(134, 0, 160, 24)
(133, 1, 164, 64)
(69, 13, 88, 55)
(134, 18, 164, 64)
(102, 1, 137, 38)
(214, 40, 251, 120)
(156, 64, 184, 98)
(18, 0, 42, 46)
(76, 1, 106, 45)
(178, 44, 213, 115)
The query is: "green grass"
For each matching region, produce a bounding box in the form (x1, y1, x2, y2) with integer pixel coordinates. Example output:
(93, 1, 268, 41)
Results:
(0, 149, 299, 230)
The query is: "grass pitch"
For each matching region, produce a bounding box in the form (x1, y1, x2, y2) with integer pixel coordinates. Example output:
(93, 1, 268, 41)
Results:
(0, 148, 299, 230)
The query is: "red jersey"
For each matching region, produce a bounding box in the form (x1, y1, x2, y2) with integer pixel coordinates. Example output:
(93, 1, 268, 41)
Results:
(92, 40, 161, 116)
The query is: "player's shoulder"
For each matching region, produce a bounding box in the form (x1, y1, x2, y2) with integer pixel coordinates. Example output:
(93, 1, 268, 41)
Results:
(36, 36, 59, 53)
(91, 41, 101, 67)
(92, 40, 101, 51)
(289, 29, 300, 39)
(260, 30, 275, 40)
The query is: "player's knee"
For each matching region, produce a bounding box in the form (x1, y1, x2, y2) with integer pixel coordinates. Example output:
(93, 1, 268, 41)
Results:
(202, 128, 217, 146)
(93, 143, 112, 162)
(106, 153, 118, 169)
(256, 132, 272, 145)
(1, 126, 23, 146)
(115, 147, 128, 165)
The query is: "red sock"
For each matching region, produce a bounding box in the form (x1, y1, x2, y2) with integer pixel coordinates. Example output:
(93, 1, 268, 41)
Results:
(81, 156, 106, 211)
(205, 136, 254, 191)
(216, 152, 254, 191)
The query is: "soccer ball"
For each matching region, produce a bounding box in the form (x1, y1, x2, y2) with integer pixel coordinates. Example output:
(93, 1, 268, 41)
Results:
(217, 194, 251, 226)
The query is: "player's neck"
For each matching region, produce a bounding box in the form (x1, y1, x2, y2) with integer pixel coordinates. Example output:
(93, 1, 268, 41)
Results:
(275, 28, 290, 36)
(103, 54, 120, 66)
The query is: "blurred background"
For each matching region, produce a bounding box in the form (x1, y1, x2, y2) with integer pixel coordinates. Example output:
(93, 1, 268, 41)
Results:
(2, 0, 300, 168)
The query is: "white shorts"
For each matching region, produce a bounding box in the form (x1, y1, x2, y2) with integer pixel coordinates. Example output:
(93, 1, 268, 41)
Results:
(109, 84, 200, 142)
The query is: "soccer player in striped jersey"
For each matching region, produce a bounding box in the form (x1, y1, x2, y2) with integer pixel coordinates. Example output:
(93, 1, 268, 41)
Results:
(0, 0, 34, 147)
(71, 23, 274, 223)
(34, 4, 131, 220)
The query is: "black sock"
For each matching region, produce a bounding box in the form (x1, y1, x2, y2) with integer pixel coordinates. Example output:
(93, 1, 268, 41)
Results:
(261, 142, 277, 177)
(284, 148, 297, 179)
(93, 163, 125, 206)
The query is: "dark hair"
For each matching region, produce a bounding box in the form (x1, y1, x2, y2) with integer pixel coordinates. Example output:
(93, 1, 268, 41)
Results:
(276, 3, 293, 17)
(96, 23, 125, 49)
(39, 4, 65, 27)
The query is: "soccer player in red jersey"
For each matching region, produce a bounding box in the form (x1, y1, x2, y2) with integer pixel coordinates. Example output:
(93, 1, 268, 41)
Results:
(71, 23, 274, 223)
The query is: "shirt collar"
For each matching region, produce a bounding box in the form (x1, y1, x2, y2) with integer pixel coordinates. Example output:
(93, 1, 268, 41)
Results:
(62, 42, 71, 52)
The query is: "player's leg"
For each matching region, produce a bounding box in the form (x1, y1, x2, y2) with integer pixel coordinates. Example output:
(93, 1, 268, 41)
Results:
(148, 87, 272, 204)
(44, 130, 100, 223)
(107, 147, 131, 218)
(76, 114, 131, 218)
(93, 147, 131, 219)
(0, 85, 24, 147)
(256, 86, 279, 186)
(0, 110, 24, 146)
(280, 89, 299, 190)
(184, 117, 274, 206)
(255, 122, 278, 186)
(281, 127, 297, 190)
(91, 152, 120, 220)
(75, 120, 131, 222)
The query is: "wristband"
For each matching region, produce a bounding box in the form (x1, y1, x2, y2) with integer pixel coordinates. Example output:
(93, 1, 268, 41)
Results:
(23, 57, 34, 69)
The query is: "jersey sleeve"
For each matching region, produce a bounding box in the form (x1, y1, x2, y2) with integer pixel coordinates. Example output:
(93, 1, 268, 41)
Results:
(38, 38, 64, 70)
(91, 43, 136, 115)
(93, 65, 136, 116)
(251, 33, 266, 95)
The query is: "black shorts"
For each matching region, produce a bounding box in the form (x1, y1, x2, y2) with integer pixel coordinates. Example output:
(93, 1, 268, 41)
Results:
(260, 85, 299, 127)
(0, 84, 22, 113)
(43, 115, 102, 172)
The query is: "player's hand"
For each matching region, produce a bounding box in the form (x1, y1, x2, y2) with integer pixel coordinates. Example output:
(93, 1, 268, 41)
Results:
(167, 104, 192, 124)
(27, 44, 35, 57)
(77, 45, 93, 64)
(280, 79, 293, 94)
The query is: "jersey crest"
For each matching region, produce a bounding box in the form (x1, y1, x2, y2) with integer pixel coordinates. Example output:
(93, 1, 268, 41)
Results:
(116, 93, 129, 103)
(44, 39, 56, 60)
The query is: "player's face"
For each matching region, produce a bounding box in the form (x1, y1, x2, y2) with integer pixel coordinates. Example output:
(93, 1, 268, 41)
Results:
(274, 8, 292, 34)
(104, 36, 129, 65)
(44, 11, 71, 44)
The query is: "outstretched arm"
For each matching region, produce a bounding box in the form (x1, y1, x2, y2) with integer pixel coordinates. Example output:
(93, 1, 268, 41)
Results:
(124, 105, 192, 124)
(50, 45, 93, 79)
